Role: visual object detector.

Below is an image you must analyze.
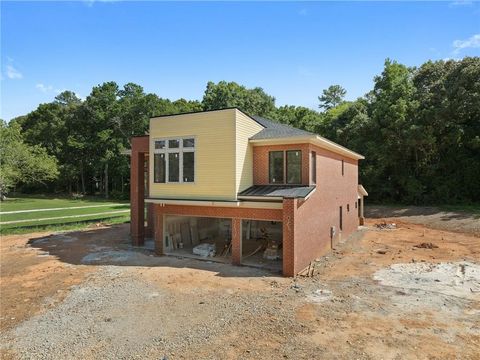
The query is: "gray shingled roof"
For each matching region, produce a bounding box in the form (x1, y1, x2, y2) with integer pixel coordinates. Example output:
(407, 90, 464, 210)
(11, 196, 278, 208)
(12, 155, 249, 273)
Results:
(250, 116, 314, 140)
(238, 185, 316, 199)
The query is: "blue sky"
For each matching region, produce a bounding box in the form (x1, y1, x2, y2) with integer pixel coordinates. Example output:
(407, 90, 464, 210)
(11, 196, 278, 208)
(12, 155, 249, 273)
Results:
(1, 1, 479, 121)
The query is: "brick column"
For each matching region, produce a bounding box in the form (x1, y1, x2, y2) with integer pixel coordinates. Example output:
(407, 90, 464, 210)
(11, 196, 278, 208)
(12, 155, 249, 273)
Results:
(145, 203, 154, 238)
(282, 198, 296, 277)
(154, 204, 164, 255)
(130, 151, 145, 246)
(231, 218, 242, 265)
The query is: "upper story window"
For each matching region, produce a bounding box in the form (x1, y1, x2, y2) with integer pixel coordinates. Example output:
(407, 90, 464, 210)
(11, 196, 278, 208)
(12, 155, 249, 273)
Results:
(268, 150, 302, 185)
(269, 151, 284, 184)
(311, 151, 316, 184)
(342, 159, 344, 176)
(153, 137, 195, 183)
(286, 150, 301, 184)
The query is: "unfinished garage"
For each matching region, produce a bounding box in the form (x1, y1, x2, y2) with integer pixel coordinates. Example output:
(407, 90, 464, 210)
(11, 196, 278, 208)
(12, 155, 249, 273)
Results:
(241, 220, 283, 272)
(164, 215, 233, 261)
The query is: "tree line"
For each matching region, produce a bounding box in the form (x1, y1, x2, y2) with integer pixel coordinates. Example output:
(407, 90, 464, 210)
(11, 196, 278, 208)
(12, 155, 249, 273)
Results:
(1, 57, 479, 204)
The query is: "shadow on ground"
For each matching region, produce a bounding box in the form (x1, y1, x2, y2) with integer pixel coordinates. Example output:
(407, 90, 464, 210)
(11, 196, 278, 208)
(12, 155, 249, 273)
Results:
(27, 224, 278, 278)
(365, 205, 479, 221)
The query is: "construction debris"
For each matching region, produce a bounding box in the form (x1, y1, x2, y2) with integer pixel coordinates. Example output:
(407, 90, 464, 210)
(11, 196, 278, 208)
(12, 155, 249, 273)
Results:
(414, 242, 439, 249)
(192, 243, 216, 257)
(374, 222, 397, 230)
(298, 262, 316, 277)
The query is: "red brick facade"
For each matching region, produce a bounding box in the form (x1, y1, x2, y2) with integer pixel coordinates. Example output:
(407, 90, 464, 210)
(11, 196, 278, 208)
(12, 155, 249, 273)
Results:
(131, 136, 361, 277)
(253, 143, 311, 186)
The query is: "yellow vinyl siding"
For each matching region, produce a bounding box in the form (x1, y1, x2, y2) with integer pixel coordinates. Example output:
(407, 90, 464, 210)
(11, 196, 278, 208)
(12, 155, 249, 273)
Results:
(149, 109, 236, 200)
(235, 109, 264, 193)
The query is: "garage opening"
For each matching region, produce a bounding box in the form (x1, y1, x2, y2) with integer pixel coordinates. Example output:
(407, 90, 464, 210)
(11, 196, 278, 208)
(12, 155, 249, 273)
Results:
(241, 220, 283, 272)
(164, 215, 232, 262)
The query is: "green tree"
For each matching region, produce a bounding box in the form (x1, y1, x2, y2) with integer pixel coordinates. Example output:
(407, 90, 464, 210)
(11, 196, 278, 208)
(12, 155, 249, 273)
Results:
(318, 85, 347, 110)
(269, 105, 323, 132)
(202, 81, 275, 116)
(0, 120, 58, 198)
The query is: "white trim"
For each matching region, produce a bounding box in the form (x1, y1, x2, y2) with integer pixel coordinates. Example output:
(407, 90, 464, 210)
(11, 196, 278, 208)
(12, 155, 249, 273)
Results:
(358, 184, 368, 196)
(250, 135, 364, 160)
(237, 196, 283, 201)
(303, 187, 316, 200)
(145, 198, 283, 209)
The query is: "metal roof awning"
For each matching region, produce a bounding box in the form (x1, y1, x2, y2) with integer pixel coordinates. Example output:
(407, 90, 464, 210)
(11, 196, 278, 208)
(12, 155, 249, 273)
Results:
(238, 185, 316, 200)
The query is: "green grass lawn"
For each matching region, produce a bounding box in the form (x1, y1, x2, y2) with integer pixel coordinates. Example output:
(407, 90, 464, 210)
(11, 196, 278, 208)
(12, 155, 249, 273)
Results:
(0, 194, 130, 235)
(0, 193, 126, 212)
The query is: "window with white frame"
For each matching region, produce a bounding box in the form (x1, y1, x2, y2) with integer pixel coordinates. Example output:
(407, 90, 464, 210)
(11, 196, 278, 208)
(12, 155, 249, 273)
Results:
(153, 137, 195, 183)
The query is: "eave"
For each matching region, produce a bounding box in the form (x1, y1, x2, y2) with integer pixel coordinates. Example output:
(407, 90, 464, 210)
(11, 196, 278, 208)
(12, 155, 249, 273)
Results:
(249, 135, 365, 160)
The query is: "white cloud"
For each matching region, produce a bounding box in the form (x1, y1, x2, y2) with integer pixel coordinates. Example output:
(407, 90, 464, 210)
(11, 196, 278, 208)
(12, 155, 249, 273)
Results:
(83, 0, 119, 7)
(452, 33, 480, 54)
(6, 65, 23, 79)
(298, 8, 307, 16)
(36, 83, 81, 99)
(36, 83, 54, 93)
(449, 0, 473, 7)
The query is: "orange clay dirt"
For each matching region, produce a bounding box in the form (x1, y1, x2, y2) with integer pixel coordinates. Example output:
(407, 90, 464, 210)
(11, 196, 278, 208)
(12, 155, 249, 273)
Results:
(1, 211, 479, 360)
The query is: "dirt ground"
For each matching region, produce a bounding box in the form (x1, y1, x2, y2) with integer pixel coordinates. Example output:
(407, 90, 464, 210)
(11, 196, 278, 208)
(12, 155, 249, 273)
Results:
(1, 210, 479, 359)
(365, 205, 480, 236)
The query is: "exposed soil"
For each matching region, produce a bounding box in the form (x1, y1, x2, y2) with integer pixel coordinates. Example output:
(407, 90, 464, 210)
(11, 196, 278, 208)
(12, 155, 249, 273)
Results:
(365, 205, 480, 236)
(1, 213, 479, 359)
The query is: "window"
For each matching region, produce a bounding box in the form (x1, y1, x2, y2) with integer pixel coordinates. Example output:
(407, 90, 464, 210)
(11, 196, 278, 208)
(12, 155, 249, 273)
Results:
(339, 206, 343, 231)
(183, 152, 194, 182)
(269, 150, 302, 184)
(168, 153, 180, 182)
(168, 139, 180, 148)
(154, 153, 165, 183)
(153, 137, 195, 183)
(342, 160, 344, 176)
(155, 140, 165, 150)
(183, 138, 195, 148)
(355, 201, 357, 209)
(311, 151, 316, 184)
(347, 204, 350, 212)
(286, 150, 302, 184)
(269, 151, 284, 184)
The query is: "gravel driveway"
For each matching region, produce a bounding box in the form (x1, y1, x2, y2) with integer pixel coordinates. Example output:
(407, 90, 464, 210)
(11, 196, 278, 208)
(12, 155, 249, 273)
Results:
(1, 220, 479, 359)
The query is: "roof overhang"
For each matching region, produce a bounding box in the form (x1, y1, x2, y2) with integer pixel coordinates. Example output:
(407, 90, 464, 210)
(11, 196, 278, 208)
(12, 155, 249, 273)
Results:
(358, 184, 368, 198)
(249, 135, 364, 160)
(145, 198, 283, 209)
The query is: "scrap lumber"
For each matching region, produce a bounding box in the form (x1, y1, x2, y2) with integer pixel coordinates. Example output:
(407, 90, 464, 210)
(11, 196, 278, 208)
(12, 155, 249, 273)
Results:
(180, 223, 191, 246)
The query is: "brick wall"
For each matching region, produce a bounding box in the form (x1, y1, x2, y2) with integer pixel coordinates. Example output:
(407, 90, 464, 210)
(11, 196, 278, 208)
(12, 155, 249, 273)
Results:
(292, 143, 359, 273)
(253, 144, 311, 186)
